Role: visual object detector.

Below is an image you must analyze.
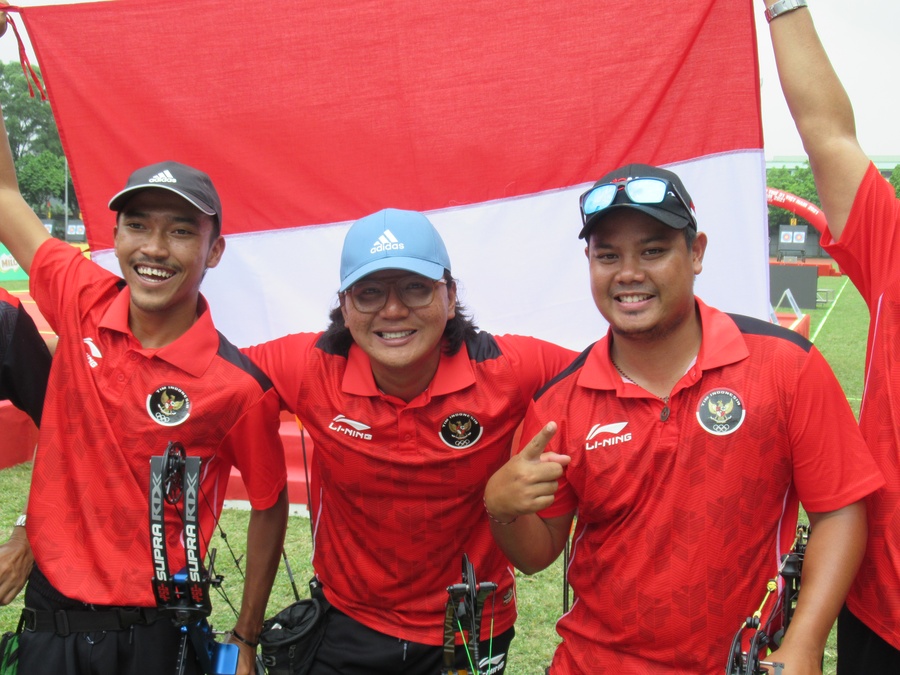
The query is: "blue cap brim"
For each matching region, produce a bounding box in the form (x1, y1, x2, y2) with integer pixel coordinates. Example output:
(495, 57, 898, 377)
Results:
(339, 257, 446, 292)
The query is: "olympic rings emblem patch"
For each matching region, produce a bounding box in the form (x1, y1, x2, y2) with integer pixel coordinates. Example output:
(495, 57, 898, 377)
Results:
(147, 385, 191, 427)
(696, 388, 745, 436)
(439, 412, 484, 449)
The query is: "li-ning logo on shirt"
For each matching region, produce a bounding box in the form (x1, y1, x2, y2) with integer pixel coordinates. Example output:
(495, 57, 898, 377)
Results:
(83, 337, 103, 368)
(370, 229, 404, 254)
(328, 414, 373, 440)
(148, 170, 177, 184)
(584, 421, 631, 450)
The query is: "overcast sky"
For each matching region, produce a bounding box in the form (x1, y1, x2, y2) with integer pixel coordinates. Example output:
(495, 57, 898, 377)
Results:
(1, 0, 898, 160)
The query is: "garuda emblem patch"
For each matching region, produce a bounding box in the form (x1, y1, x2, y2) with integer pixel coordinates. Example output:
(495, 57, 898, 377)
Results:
(696, 388, 745, 436)
(147, 386, 191, 427)
(439, 412, 484, 449)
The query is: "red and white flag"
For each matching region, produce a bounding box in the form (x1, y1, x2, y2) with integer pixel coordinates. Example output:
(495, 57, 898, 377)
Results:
(19, 0, 767, 349)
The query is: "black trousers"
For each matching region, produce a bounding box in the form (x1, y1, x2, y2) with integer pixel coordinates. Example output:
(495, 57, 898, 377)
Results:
(309, 607, 514, 675)
(17, 568, 198, 675)
(837, 604, 900, 675)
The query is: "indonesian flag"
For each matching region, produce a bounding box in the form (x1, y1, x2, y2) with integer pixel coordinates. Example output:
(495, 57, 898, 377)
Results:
(18, 0, 766, 349)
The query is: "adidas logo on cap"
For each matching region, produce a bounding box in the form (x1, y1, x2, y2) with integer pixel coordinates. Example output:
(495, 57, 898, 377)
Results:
(148, 170, 177, 184)
(370, 229, 404, 254)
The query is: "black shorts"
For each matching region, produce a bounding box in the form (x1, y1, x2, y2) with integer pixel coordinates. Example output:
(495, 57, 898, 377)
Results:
(837, 604, 900, 675)
(18, 567, 198, 675)
(309, 607, 514, 675)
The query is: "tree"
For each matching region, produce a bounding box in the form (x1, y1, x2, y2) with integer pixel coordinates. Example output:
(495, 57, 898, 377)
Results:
(890, 165, 900, 197)
(0, 61, 74, 218)
(765, 164, 824, 258)
(0, 62, 61, 160)
(16, 150, 65, 215)
(765, 165, 820, 226)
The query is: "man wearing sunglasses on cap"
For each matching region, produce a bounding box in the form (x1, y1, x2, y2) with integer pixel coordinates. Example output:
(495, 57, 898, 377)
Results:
(765, 1, 900, 672)
(484, 162, 882, 674)
(243, 207, 575, 674)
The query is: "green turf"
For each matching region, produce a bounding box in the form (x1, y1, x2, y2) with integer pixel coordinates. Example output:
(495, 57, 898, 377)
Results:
(0, 272, 869, 673)
(0, 280, 29, 292)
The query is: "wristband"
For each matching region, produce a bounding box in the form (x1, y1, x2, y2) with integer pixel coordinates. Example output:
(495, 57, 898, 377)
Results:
(483, 497, 517, 525)
(14, 515, 26, 529)
(230, 629, 259, 650)
(765, 0, 808, 23)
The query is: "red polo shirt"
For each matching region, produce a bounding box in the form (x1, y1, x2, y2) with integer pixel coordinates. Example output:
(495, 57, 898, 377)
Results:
(244, 331, 575, 644)
(28, 239, 286, 606)
(526, 299, 882, 674)
(821, 162, 900, 648)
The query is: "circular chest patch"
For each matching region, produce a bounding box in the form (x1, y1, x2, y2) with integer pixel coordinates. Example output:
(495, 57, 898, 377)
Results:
(696, 388, 745, 436)
(439, 413, 484, 449)
(147, 386, 191, 427)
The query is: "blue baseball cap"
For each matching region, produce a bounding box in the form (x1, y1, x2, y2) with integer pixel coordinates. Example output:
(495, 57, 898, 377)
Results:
(339, 209, 451, 291)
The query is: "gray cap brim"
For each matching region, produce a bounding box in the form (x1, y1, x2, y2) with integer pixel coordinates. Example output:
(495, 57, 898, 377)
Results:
(108, 184, 217, 216)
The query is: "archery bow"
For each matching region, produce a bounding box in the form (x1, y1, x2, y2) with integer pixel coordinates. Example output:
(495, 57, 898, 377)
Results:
(441, 554, 499, 675)
(725, 524, 809, 675)
(150, 441, 263, 675)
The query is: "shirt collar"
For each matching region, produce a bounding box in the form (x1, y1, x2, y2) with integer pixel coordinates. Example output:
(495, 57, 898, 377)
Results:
(342, 341, 476, 403)
(98, 288, 219, 377)
(578, 297, 749, 391)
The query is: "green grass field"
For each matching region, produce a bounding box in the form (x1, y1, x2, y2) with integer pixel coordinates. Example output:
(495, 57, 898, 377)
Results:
(0, 274, 869, 673)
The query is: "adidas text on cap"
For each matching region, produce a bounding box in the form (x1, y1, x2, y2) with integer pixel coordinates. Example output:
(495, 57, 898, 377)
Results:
(339, 209, 451, 292)
(578, 163, 697, 239)
(108, 161, 222, 220)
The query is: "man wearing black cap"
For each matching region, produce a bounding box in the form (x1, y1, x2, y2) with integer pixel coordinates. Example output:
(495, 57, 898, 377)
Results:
(484, 163, 882, 673)
(0, 103, 288, 674)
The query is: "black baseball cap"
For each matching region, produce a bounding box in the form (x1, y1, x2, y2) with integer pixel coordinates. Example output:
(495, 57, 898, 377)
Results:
(108, 161, 221, 219)
(578, 163, 697, 239)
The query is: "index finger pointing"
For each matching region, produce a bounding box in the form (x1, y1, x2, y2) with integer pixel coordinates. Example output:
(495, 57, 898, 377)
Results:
(519, 421, 558, 461)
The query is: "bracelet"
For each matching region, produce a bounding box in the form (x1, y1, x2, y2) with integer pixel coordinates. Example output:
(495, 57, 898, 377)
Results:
(765, 0, 808, 23)
(483, 497, 517, 525)
(230, 629, 259, 650)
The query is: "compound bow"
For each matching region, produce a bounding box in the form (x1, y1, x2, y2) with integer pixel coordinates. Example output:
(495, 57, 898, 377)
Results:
(150, 441, 260, 675)
(725, 524, 809, 675)
(441, 554, 500, 675)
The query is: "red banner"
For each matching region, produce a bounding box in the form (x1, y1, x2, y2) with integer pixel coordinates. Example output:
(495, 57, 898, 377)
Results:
(17, 0, 767, 348)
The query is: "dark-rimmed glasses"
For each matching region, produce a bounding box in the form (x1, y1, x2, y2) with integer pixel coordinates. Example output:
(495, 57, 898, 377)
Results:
(344, 275, 447, 313)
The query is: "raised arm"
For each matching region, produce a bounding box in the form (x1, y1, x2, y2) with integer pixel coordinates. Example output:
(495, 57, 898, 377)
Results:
(764, 1, 871, 241)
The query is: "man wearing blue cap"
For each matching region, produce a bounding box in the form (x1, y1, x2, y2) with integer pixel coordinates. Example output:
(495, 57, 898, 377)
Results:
(244, 207, 575, 674)
(484, 163, 882, 674)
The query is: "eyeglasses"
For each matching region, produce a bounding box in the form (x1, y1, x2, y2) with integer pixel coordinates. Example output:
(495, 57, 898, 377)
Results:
(344, 275, 447, 313)
(579, 177, 696, 228)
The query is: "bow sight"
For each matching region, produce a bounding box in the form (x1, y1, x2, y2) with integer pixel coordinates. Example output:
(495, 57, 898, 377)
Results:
(150, 441, 240, 675)
(441, 554, 498, 675)
(725, 524, 809, 675)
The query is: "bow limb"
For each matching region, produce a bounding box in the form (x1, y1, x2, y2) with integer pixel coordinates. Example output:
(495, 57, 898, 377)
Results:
(769, 501, 867, 672)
